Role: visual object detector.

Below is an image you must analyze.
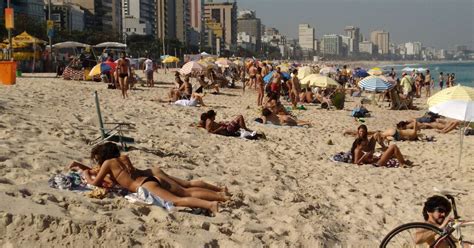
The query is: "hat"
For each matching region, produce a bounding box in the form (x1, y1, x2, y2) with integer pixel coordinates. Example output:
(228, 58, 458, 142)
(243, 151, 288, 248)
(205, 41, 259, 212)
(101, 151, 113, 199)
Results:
(402, 72, 407, 76)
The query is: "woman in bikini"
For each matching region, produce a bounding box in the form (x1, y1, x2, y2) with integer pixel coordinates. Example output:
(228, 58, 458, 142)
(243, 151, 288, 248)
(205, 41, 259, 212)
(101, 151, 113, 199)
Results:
(69, 142, 228, 214)
(345, 121, 420, 148)
(204, 110, 252, 136)
(351, 125, 412, 167)
(256, 67, 265, 106)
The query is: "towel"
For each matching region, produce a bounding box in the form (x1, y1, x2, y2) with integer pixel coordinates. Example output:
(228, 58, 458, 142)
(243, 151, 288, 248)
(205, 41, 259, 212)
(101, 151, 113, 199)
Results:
(125, 187, 174, 211)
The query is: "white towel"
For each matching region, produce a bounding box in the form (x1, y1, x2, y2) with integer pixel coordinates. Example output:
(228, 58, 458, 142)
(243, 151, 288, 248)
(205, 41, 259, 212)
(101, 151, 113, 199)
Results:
(124, 187, 174, 211)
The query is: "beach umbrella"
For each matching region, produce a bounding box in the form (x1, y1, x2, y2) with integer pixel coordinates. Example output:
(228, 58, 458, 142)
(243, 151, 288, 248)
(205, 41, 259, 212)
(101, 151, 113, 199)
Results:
(353, 69, 369, 78)
(429, 99, 474, 168)
(427, 85, 474, 107)
(297, 66, 313, 80)
(89, 62, 116, 77)
(368, 67, 383, 76)
(179, 61, 204, 75)
(215, 58, 234, 68)
(162, 56, 179, 63)
(358, 76, 394, 92)
(198, 59, 216, 69)
(319, 67, 337, 75)
(263, 71, 291, 84)
(277, 64, 290, 72)
(301, 74, 339, 88)
(233, 60, 244, 66)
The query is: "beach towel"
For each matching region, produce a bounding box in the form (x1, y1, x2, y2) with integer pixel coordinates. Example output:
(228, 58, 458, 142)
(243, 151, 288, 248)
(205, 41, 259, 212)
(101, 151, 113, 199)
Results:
(124, 187, 174, 211)
(330, 151, 400, 168)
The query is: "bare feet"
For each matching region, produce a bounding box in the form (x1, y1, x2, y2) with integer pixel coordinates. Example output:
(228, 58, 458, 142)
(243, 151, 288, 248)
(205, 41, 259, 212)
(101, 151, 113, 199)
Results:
(209, 201, 219, 216)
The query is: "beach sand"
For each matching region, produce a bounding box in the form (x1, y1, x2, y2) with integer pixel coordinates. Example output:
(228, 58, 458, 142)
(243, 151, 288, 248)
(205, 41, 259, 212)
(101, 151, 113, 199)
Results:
(0, 72, 473, 247)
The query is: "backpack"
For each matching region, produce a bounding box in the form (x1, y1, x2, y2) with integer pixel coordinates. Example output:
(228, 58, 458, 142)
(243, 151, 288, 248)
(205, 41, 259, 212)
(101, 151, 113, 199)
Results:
(351, 106, 369, 117)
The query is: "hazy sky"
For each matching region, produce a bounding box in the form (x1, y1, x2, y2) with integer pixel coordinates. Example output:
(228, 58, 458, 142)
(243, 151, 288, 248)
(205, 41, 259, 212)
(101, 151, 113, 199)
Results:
(237, 0, 474, 49)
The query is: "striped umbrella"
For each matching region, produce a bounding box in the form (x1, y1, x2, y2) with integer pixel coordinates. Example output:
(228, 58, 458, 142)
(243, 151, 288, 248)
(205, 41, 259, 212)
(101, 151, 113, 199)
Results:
(427, 85, 474, 107)
(179, 61, 204, 75)
(358, 76, 394, 92)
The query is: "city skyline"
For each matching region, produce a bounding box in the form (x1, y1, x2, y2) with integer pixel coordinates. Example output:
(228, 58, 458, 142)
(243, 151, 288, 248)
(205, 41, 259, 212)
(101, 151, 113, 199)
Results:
(237, 0, 474, 50)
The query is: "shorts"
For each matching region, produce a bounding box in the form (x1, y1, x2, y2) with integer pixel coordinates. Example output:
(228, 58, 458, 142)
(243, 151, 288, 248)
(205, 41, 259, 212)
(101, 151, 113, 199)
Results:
(250, 74, 256, 79)
(146, 70, 153, 80)
(416, 117, 433, 123)
(119, 73, 128, 79)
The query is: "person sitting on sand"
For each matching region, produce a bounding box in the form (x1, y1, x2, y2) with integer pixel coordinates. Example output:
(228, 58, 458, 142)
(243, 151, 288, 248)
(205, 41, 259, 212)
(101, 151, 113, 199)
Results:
(258, 108, 311, 127)
(350, 124, 412, 167)
(345, 121, 420, 148)
(169, 76, 192, 102)
(203, 110, 253, 136)
(265, 92, 290, 115)
(69, 142, 226, 215)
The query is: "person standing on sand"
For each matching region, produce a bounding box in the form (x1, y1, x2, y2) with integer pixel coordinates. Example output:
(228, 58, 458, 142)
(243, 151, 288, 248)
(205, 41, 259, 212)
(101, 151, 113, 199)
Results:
(439, 72, 444, 89)
(424, 69, 432, 97)
(143, 55, 154, 88)
(290, 69, 301, 109)
(446, 73, 451, 88)
(117, 52, 131, 99)
(256, 67, 265, 106)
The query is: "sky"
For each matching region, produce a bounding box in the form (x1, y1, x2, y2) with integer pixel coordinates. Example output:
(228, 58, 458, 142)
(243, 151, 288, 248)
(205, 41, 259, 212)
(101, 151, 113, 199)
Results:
(236, 0, 474, 50)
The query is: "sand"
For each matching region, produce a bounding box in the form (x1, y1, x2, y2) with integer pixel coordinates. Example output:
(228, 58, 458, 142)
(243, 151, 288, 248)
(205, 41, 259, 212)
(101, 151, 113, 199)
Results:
(0, 72, 473, 247)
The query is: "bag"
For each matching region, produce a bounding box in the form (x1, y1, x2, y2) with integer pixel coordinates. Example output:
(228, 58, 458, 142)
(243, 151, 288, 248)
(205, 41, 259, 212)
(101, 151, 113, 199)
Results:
(351, 106, 369, 117)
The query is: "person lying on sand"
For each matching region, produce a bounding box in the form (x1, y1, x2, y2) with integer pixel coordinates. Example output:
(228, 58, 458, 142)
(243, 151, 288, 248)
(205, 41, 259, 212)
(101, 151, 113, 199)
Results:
(350, 124, 413, 167)
(201, 110, 255, 136)
(257, 108, 311, 127)
(174, 93, 206, 107)
(69, 142, 228, 215)
(400, 119, 461, 134)
(265, 92, 290, 115)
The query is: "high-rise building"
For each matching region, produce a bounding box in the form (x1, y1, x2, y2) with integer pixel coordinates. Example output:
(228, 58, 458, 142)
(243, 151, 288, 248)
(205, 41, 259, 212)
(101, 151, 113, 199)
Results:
(175, 0, 191, 44)
(344, 26, 359, 53)
(298, 24, 315, 51)
(68, 0, 122, 34)
(189, 0, 204, 46)
(204, 1, 237, 49)
(341, 35, 354, 56)
(359, 41, 374, 54)
(322, 34, 342, 55)
(237, 10, 261, 51)
(50, 2, 85, 32)
(156, 0, 176, 41)
(370, 30, 390, 54)
(122, 0, 155, 36)
(0, 0, 45, 21)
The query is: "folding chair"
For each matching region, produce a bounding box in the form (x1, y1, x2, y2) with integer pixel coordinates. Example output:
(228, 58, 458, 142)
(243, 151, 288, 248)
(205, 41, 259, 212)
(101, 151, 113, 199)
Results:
(89, 91, 135, 150)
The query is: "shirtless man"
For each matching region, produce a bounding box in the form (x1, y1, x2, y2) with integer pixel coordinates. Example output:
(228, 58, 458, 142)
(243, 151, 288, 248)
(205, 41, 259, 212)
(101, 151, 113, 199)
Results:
(261, 63, 269, 77)
(260, 108, 311, 126)
(117, 52, 131, 99)
(247, 64, 258, 89)
(416, 195, 474, 247)
(344, 121, 420, 148)
(290, 69, 301, 109)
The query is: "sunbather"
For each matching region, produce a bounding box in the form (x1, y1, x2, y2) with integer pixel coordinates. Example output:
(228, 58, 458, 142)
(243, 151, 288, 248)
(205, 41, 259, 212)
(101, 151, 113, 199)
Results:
(344, 121, 420, 148)
(265, 92, 290, 115)
(401, 119, 461, 133)
(350, 124, 412, 167)
(258, 108, 311, 126)
(69, 142, 227, 214)
(203, 110, 252, 136)
(174, 93, 205, 107)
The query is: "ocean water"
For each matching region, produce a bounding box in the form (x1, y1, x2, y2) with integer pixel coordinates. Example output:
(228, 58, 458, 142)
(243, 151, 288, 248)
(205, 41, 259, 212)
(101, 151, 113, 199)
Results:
(382, 61, 474, 88)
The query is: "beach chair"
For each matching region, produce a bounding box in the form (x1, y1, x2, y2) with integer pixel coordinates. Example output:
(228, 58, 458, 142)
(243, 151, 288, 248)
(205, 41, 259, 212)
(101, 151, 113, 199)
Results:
(389, 89, 409, 110)
(89, 91, 135, 150)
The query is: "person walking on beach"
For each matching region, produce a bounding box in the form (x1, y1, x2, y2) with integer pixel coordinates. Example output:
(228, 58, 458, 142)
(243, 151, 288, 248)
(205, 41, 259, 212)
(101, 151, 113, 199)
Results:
(424, 70, 432, 97)
(450, 73, 456, 87)
(439, 72, 444, 89)
(117, 52, 131, 99)
(143, 55, 154, 88)
(446, 73, 451, 88)
(256, 67, 265, 106)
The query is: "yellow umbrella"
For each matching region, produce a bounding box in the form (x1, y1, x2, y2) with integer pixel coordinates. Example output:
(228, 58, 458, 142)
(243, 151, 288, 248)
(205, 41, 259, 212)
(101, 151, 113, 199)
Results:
(297, 66, 313, 80)
(198, 59, 215, 68)
(368, 67, 383, 76)
(162, 56, 179, 63)
(301, 74, 339, 88)
(277, 64, 290, 72)
(427, 85, 474, 107)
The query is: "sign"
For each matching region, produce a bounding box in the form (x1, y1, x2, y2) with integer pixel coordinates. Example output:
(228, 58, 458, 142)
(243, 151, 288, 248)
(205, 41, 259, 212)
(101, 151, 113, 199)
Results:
(47, 20, 54, 38)
(5, 8, 14, 29)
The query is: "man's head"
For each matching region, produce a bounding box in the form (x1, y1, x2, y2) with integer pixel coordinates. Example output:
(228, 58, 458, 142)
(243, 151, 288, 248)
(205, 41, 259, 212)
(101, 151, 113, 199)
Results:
(121, 52, 126, 59)
(402, 72, 407, 77)
(207, 110, 217, 120)
(422, 195, 451, 225)
(293, 69, 298, 75)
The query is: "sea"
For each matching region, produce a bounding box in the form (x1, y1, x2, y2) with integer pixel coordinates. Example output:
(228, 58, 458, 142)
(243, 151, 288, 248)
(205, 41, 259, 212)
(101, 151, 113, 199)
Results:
(381, 61, 474, 88)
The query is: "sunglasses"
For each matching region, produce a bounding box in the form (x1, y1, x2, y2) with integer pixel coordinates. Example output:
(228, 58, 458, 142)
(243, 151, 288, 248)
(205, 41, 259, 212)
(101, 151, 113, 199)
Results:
(433, 207, 447, 213)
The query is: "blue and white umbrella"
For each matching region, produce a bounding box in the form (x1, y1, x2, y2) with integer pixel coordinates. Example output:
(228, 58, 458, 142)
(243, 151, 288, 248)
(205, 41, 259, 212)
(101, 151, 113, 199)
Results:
(263, 71, 291, 84)
(358, 76, 394, 92)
